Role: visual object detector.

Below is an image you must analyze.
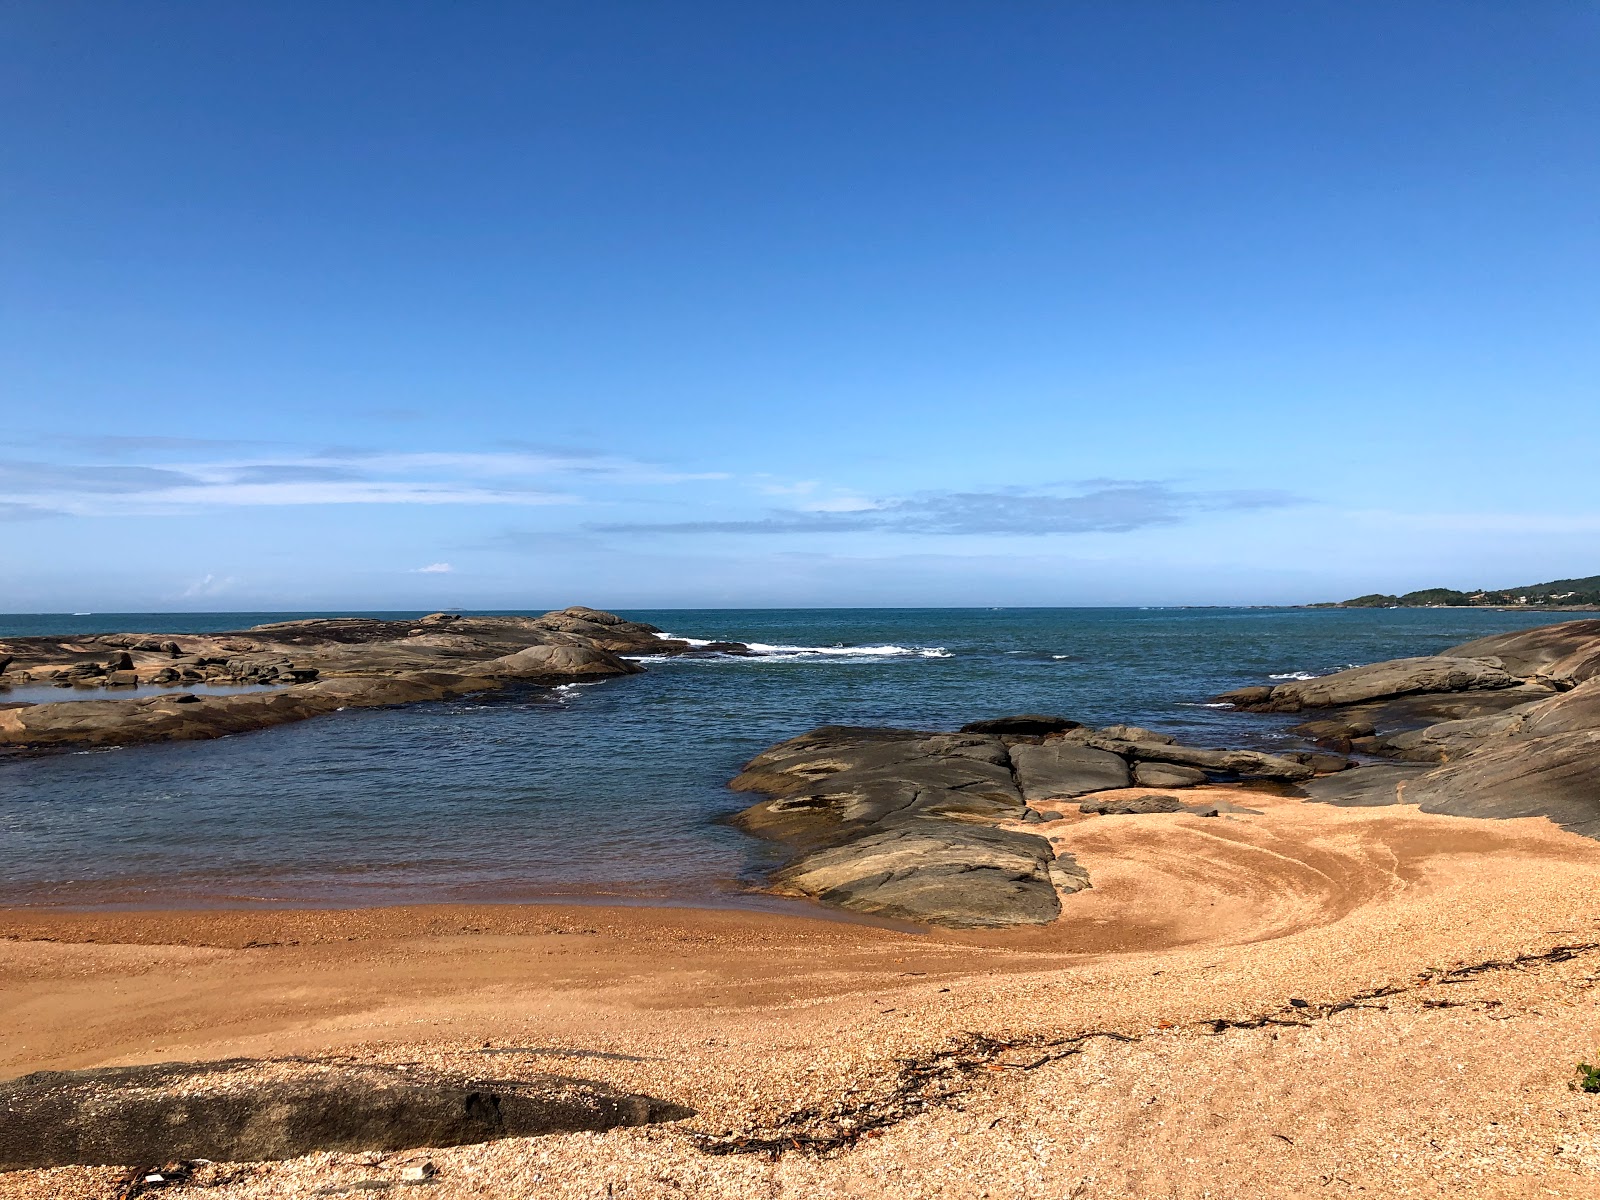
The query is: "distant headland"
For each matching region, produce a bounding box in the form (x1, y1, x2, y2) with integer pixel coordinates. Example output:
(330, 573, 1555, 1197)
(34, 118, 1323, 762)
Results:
(1313, 573, 1600, 610)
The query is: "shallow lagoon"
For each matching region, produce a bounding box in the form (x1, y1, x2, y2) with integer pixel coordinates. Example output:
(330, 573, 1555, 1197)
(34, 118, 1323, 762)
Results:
(0, 606, 1580, 909)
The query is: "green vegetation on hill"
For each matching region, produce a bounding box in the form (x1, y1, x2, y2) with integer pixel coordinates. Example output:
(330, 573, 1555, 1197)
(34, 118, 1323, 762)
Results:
(1320, 575, 1600, 609)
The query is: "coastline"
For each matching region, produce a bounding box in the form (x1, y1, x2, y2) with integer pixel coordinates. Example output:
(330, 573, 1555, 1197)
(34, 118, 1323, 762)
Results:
(5, 611, 1600, 1196)
(6, 794, 1600, 1196)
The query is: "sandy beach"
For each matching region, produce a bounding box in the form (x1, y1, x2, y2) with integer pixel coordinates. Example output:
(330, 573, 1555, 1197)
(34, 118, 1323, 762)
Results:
(7, 792, 1600, 1198)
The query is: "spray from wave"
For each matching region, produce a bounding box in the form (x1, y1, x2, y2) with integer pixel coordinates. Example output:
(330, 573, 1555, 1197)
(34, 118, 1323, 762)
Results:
(641, 633, 951, 663)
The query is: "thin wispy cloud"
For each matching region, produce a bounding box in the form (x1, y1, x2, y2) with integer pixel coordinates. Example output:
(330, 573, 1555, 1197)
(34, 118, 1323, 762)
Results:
(44, 434, 278, 456)
(0, 501, 61, 521)
(412, 562, 455, 574)
(593, 483, 1304, 537)
(0, 445, 726, 517)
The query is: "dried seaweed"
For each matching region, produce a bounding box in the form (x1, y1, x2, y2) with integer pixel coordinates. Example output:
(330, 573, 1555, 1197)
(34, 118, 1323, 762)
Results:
(691, 939, 1600, 1159)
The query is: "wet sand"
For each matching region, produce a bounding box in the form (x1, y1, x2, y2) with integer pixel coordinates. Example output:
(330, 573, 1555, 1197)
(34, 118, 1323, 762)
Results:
(5, 793, 1600, 1197)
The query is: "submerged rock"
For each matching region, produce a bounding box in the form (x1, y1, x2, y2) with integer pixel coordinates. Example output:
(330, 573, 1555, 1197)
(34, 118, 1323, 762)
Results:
(959, 714, 1082, 736)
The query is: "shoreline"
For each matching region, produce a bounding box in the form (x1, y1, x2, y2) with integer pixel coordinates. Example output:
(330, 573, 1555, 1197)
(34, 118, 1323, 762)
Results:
(6, 794, 1600, 1195)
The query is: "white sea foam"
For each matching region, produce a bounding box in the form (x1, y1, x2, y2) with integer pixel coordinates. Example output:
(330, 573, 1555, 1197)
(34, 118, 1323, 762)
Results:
(743, 641, 949, 659)
(552, 680, 606, 700)
(1269, 671, 1320, 680)
(629, 638, 950, 663)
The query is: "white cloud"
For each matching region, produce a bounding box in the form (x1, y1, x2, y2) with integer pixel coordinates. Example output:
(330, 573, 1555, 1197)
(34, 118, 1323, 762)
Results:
(179, 573, 235, 598)
(412, 562, 454, 574)
(798, 494, 885, 513)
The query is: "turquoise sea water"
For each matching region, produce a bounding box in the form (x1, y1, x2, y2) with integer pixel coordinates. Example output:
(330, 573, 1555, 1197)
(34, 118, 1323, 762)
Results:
(0, 607, 1583, 909)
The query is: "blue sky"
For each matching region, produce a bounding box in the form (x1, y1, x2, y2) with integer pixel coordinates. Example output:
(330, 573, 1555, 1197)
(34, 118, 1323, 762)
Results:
(3, 2, 1597, 610)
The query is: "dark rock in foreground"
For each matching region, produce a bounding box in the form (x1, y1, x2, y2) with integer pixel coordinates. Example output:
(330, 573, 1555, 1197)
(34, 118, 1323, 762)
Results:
(0, 1057, 691, 1169)
(774, 819, 1075, 927)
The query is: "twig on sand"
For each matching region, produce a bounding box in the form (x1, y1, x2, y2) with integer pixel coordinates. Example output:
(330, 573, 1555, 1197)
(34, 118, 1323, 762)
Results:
(686, 940, 1600, 1160)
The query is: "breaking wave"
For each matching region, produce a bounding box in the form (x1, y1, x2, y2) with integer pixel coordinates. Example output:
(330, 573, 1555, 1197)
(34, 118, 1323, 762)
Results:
(641, 633, 951, 663)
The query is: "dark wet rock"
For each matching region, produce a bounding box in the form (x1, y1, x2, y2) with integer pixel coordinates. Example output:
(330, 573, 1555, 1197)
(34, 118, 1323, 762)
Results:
(734, 752, 1021, 850)
(1080, 794, 1184, 815)
(732, 716, 1327, 924)
(959, 714, 1082, 736)
(1214, 685, 1274, 707)
(732, 724, 1093, 926)
(694, 641, 756, 656)
(1131, 762, 1209, 788)
(1308, 752, 1353, 773)
(734, 725, 945, 789)
(1069, 732, 1315, 782)
(0, 1057, 690, 1170)
(771, 819, 1069, 928)
(1237, 657, 1521, 713)
(1009, 741, 1131, 800)
(1290, 717, 1376, 745)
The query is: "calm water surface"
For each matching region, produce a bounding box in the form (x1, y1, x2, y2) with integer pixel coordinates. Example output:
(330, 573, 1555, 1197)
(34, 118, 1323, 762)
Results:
(0, 607, 1580, 908)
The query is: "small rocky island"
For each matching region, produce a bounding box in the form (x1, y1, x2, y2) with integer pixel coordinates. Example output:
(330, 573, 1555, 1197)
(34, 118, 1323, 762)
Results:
(730, 619, 1600, 928)
(0, 607, 745, 751)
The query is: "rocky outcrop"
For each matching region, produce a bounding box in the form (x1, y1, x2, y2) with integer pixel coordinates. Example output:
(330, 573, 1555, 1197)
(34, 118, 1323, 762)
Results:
(773, 821, 1070, 928)
(1060, 728, 1315, 781)
(0, 607, 735, 753)
(482, 642, 640, 679)
(1009, 741, 1130, 800)
(732, 719, 1340, 927)
(0, 1057, 690, 1169)
(1227, 622, 1600, 840)
(1131, 762, 1210, 788)
(1221, 656, 1522, 713)
(1444, 619, 1600, 683)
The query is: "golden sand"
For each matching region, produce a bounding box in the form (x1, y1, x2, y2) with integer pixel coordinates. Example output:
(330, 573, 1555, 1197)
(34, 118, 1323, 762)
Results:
(4, 793, 1600, 1197)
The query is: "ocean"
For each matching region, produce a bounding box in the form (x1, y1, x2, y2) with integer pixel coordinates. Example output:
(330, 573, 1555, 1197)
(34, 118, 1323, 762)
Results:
(0, 606, 1579, 910)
